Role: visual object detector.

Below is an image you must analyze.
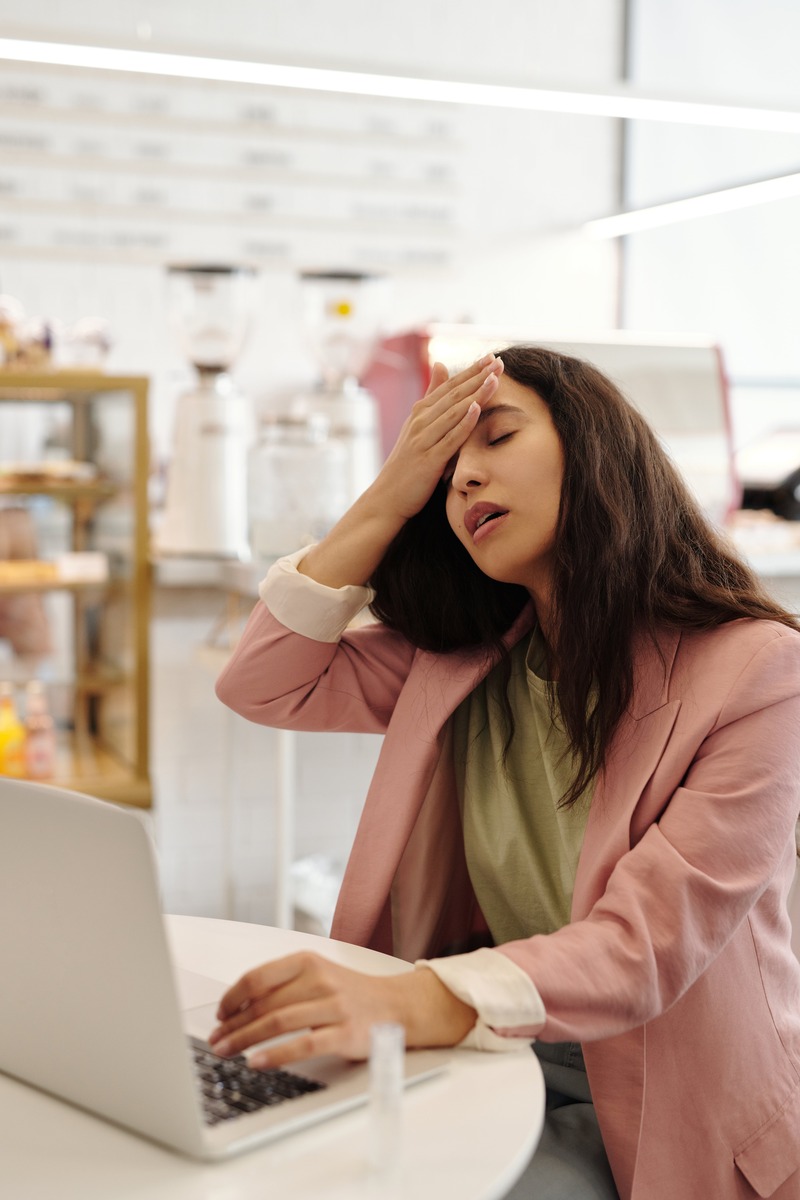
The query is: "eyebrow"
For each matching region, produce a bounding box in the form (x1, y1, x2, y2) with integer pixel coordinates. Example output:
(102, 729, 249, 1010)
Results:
(476, 403, 528, 425)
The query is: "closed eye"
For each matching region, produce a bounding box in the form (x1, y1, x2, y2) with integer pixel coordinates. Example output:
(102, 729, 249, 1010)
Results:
(488, 432, 513, 446)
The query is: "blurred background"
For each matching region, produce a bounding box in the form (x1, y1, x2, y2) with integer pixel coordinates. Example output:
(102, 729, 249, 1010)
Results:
(0, 0, 798, 934)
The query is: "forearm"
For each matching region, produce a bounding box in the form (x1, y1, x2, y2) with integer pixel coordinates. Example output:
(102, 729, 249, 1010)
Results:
(296, 482, 406, 589)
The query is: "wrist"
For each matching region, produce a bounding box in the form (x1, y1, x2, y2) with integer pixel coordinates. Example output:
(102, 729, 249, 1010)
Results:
(355, 480, 412, 536)
(394, 967, 477, 1048)
(295, 491, 405, 589)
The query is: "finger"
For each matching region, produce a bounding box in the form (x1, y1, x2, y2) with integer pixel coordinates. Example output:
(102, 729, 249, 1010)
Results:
(449, 351, 497, 387)
(213, 997, 344, 1058)
(210, 967, 325, 1044)
(249, 1025, 345, 1070)
(396, 374, 496, 484)
(424, 360, 449, 396)
(424, 355, 503, 415)
(426, 368, 500, 448)
(438, 352, 502, 396)
(209, 996, 272, 1043)
(215, 952, 313, 1020)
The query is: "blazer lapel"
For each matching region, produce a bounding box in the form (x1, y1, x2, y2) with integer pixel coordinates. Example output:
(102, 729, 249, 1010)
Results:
(572, 628, 682, 920)
(333, 605, 536, 949)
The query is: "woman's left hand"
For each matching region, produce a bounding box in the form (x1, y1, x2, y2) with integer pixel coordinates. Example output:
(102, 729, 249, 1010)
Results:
(208, 952, 477, 1069)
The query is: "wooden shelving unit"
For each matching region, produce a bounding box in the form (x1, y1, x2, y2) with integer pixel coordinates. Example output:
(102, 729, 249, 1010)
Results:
(0, 371, 151, 807)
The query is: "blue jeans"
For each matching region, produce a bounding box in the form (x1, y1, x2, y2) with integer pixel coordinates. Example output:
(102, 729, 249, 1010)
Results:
(502, 1043, 620, 1200)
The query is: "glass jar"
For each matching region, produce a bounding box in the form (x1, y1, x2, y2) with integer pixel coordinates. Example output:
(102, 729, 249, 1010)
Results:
(247, 414, 349, 563)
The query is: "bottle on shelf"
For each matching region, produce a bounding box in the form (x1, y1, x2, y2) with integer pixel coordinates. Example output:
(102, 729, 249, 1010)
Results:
(23, 680, 56, 780)
(0, 681, 26, 777)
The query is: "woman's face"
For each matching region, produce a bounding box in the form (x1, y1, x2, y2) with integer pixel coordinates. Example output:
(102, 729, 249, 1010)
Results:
(444, 375, 565, 600)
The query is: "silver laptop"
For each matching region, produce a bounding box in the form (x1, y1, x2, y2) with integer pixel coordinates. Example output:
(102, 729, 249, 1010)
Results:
(0, 777, 447, 1160)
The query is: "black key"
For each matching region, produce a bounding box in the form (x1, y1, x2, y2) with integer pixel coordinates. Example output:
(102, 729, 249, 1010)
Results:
(189, 1036, 326, 1126)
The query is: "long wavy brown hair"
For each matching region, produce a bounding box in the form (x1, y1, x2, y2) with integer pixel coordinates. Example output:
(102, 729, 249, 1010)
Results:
(370, 344, 799, 806)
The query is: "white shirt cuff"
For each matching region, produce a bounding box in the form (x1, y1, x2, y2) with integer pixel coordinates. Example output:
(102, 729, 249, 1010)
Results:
(258, 547, 376, 643)
(415, 947, 545, 1051)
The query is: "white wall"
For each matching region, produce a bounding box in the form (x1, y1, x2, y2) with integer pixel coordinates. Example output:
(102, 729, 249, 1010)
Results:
(624, 0, 800, 450)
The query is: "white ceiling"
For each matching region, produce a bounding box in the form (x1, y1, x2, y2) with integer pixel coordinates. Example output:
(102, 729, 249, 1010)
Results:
(0, 0, 624, 87)
(2, 0, 797, 227)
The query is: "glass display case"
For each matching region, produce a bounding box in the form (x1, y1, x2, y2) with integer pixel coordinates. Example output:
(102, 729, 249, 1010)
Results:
(0, 371, 150, 806)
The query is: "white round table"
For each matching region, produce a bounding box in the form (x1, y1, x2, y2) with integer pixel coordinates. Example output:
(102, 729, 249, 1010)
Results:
(0, 914, 545, 1200)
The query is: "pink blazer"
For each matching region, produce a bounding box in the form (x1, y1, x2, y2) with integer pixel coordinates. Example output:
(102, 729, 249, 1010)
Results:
(216, 602, 800, 1200)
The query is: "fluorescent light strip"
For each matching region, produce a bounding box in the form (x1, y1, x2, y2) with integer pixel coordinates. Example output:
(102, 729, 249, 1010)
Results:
(584, 172, 800, 238)
(2, 37, 800, 132)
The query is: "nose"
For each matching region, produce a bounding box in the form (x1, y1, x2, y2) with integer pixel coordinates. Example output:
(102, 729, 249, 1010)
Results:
(450, 440, 487, 493)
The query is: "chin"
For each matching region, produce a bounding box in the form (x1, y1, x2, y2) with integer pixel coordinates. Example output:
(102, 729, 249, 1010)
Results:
(471, 558, 524, 587)
(469, 548, 543, 594)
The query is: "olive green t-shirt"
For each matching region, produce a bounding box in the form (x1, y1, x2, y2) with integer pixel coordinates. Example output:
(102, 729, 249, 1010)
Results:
(452, 628, 592, 945)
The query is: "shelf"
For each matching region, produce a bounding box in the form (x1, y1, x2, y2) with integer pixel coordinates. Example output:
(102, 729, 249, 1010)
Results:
(76, 664, 131, 692)
(53, 734, 151, 806)
(0, 371, 151, 808)
(0, 370, 150, 398)
(0, 478, 118, 503)
(0, 576, 112, 595)
(0, 734, 151, 807)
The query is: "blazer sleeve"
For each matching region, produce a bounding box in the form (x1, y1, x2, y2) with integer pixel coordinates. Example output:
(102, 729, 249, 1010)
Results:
(215, 551, 417, 735)
(495, 628, 800, 1043)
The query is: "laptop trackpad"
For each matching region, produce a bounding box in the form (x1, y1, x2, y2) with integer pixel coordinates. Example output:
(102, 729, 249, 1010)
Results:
(175, 968, 227, 1040)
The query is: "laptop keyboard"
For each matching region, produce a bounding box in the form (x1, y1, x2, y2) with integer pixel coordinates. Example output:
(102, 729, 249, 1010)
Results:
(189, 1036, 327, 1126)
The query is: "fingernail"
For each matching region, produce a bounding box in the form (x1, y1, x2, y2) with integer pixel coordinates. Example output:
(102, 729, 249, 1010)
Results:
(478, 352, 494, 366)
(250, 1052, 269, 1070)
(214, 1039, 231, 1056)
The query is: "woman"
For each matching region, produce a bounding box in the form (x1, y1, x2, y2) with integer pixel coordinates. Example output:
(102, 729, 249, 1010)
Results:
(214, 347, 800, 1199)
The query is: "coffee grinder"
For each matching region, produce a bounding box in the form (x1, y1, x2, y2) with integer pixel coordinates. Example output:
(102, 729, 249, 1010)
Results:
(290, 271, 387, 509)
(157, 264, 256, 558)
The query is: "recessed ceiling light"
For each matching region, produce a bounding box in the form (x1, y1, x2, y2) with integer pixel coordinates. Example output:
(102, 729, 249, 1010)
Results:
(584, 172, 800, 237)
(1, 37, 800, 133)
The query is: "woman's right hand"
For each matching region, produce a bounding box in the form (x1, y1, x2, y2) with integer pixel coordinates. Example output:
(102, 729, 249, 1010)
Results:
(296, 353, 503, 589)
(369, 353, 504, 522)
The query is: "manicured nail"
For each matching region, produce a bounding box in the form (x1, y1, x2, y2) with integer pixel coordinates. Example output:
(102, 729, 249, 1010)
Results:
(478, 352, 494, 366)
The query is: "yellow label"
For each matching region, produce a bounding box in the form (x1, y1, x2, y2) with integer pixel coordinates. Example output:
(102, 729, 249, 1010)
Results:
(0, 732, 26, 776)
(0, 707, 27, 777)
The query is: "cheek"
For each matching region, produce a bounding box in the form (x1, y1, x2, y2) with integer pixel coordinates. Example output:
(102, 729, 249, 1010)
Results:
(444, 492, 460, 535)
(444, 498, 474, 554)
